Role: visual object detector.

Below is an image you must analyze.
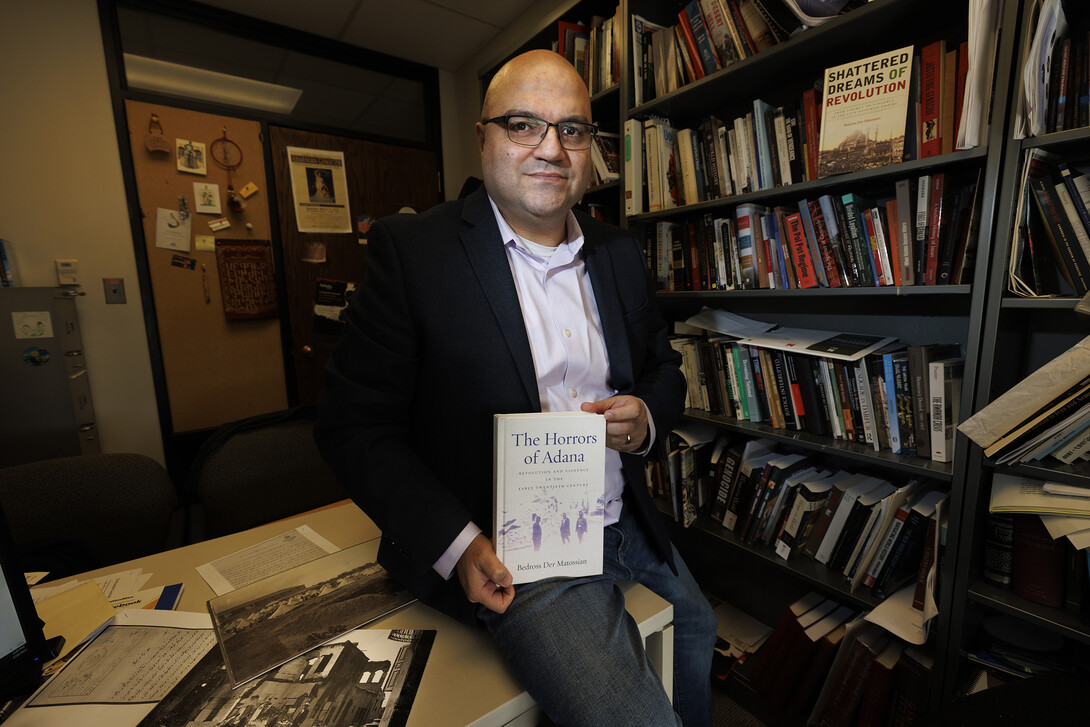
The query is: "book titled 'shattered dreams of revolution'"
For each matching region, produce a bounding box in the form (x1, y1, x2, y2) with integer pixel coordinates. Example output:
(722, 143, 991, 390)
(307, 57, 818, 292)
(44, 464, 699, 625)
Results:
(817, 45, 914, 178)
(494, 411, 606, 584)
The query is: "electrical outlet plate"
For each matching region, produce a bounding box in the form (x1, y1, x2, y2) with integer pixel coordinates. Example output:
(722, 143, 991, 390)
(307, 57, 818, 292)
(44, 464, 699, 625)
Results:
(103, 278, 126, 304)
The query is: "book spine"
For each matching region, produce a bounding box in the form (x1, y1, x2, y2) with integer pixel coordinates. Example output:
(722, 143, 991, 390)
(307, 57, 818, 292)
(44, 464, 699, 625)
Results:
(786, 211, 818, 288)
(624, 119, 643, 216)
(676, 9, 706, 80)
(808, 199, 844, 286)
(895, 178, 915, 285)
(919, 40, 943, 158)
(685, 1, 720, 77)
(893, 356, 916, 456)
(864, 505, 910, 589)
(797, 199, 829, 287)
(914, 174, 931, 283)
(924, 172, 945, 285)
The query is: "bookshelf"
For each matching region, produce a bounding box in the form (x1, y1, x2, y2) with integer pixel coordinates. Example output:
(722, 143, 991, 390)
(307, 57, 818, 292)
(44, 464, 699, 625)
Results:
(951, 0, 1090, 698)
(478, 0, 1025, 720)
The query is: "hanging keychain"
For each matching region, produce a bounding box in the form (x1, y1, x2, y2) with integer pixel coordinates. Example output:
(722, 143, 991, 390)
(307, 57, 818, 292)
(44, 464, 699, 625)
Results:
(211, 127, 246, 213)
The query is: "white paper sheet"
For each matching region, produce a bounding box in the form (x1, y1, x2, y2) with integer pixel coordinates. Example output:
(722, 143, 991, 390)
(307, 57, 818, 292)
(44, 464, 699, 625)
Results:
(195, 525, 339, 595)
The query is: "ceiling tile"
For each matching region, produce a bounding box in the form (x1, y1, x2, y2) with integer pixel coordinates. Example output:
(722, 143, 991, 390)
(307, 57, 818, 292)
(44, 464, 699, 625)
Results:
(426, 0, 536, 29)
(344, 0, 502, 70)
(193, 0, 362, 40)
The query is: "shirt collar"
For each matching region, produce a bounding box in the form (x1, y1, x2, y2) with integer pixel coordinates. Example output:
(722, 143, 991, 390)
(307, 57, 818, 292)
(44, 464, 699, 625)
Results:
(487, 195, 585, 259)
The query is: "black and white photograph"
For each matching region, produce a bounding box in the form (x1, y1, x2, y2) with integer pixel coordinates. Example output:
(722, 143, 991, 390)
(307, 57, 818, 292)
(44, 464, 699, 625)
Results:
(208, 543, 415, 687)
(139, 628, 435, 727)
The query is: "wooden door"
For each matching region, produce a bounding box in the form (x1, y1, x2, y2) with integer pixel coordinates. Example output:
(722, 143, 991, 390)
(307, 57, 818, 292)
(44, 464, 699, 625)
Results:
(268, 126, 441, 404)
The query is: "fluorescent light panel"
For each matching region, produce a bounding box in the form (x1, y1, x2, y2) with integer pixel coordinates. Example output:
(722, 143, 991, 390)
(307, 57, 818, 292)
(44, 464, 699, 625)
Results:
(124, 53, 302, 114)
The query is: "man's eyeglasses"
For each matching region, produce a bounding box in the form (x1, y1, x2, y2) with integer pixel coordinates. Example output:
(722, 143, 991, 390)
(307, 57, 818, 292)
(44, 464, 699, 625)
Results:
(484, 115, 598, 151)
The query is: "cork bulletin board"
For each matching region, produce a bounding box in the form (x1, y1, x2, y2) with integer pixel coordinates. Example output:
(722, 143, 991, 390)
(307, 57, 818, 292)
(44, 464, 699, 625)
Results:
(125, 99, 287, 433)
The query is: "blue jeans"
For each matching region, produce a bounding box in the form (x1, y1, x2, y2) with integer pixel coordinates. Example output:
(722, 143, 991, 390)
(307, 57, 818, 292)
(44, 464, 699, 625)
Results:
(480, 505, 716, 726)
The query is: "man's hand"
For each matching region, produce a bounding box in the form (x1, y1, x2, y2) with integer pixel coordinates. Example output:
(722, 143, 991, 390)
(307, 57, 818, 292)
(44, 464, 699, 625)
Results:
(455, 533, 515, 614)
(580, 395, 649, 452)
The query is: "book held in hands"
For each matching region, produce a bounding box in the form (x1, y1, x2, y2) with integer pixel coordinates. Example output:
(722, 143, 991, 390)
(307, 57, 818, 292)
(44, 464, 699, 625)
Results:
(494, 412, 606, 584)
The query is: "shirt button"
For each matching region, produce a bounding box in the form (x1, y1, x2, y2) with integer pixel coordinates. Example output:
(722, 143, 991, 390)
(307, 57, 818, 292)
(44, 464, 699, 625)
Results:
(570, 388, 578, 398)
(564, 329, 572, 337)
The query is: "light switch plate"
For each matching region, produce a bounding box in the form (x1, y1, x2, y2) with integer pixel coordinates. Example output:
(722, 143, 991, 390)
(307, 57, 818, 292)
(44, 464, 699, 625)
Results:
(56, 259, 79, 286)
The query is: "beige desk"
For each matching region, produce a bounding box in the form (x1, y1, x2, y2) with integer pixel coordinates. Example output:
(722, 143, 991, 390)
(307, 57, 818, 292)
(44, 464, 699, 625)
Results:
(42, 501, 674, 727)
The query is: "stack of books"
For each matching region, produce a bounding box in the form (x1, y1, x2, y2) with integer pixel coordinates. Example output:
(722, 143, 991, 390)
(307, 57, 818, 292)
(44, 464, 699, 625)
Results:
(960, 334, 1090, 466)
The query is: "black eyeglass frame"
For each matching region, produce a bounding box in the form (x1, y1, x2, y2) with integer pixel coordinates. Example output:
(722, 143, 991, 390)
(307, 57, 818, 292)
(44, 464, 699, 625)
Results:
(483, 115, 599, 150)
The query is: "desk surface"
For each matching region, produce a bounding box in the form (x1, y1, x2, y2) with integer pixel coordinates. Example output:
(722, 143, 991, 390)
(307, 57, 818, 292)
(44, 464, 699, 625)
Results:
(30, 501, 672, 727)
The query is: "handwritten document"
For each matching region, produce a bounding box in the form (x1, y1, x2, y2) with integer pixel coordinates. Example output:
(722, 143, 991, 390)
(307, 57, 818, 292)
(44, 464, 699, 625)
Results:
(195, 525, 338, 595)
(29, 624, 216, 706)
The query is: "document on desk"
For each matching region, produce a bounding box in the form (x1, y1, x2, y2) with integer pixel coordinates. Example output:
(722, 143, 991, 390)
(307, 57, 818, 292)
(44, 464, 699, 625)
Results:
(195, 524, 338, 595)
(23, 610, 214, 712)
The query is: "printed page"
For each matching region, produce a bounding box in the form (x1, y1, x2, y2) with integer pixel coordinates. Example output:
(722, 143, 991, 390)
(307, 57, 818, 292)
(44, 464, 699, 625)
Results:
(195, 525, 338, 595)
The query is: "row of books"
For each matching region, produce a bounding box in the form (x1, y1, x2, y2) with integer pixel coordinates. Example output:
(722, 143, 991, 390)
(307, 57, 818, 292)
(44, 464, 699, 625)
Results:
(0, 240, 16, 287)
(671, 335, 966, 461)
(630, 0, 868, 107)
(707, 438, 948, 599)
(631, 1, 778, 107)
(556, 8, 621, 96)
(644, 173, 981, 291)
(1012, 148, 1090, 298)
(628, 98, 818, 215)
(748, 593, 933, 726)
(626, 35, 976, 219)
(960, 334, 1090, 467)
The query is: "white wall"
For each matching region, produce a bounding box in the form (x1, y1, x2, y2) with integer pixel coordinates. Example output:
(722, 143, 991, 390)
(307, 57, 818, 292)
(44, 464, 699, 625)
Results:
(0, 0, 164, 464)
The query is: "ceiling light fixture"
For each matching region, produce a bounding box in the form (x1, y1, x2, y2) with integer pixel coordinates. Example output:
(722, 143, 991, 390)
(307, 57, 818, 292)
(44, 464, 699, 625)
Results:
(123, 54, 303, 115)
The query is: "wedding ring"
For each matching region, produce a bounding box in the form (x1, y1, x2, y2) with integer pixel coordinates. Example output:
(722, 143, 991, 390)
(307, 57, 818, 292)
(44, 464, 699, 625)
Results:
(625, 433, 631, 445)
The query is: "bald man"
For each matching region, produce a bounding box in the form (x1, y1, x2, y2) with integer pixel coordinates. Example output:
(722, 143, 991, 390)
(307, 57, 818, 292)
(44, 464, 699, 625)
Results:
(317, 50, 715, 726)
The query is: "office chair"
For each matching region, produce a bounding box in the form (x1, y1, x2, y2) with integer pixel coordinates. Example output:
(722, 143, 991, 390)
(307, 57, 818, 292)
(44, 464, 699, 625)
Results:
(0, 453, 182, 577)
(186, 405, 347, 541)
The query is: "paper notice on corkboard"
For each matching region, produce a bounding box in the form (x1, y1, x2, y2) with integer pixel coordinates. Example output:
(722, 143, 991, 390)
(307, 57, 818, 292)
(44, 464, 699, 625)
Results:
(214, 239, 278, 320)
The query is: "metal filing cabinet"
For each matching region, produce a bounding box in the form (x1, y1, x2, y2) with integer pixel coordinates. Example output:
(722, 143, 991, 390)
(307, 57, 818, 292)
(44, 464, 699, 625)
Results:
(0, 287, 100, 466)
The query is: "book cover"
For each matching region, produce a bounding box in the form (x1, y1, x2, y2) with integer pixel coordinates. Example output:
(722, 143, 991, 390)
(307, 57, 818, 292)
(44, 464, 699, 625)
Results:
(783, 620, 848, 721)
(493, 412, 606, 583)
(761, 603, 855, 716)
(1011, 514, 1066, 608)
(817, 45, 913, 177)
(855, 639, 906, 727)
(748, 590, 825, 694)
(817, 621, 890, 727)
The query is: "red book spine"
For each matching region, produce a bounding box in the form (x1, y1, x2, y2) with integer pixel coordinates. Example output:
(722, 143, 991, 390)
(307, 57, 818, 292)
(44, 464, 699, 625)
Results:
(786, 212, 818, 288)
(802, 88, 819, 181)
(808, 200, 842, 287)
(924, 173, 945, 285)
(677, 10, 706, 80)
(954, 41, 969, 142)
(920, 41, 944, 158)
(862, 208, 886, 285)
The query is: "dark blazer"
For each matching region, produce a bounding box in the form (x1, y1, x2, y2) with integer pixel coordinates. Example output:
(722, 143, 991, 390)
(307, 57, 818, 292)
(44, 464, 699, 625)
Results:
(315, 186, 686, 625)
